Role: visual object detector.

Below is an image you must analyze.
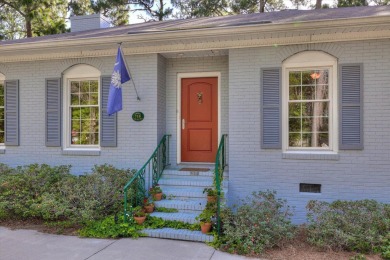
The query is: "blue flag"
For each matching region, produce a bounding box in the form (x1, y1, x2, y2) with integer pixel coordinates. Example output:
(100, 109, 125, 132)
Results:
(107, 46, 131, 116)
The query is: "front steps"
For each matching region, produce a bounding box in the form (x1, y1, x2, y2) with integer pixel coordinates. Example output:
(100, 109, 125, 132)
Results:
(143, 166, 228, 243)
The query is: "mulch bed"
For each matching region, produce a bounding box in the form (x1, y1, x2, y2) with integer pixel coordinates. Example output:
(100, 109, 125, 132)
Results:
(0, 219, 81, 236)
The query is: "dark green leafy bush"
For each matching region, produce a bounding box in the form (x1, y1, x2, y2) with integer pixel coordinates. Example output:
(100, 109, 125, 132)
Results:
(219, 190, 295, 255)
(306, 200, 390, 254)
(0, 164, 135, 222)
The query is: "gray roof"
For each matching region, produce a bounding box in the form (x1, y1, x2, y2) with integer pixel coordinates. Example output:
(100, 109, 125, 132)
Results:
(2, 5, 390, 46)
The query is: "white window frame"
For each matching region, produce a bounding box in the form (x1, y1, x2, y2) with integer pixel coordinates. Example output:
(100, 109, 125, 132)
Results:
(63, 65, 101, 150)
(282, 51, 338, 153)
(0, 73, 5, 147)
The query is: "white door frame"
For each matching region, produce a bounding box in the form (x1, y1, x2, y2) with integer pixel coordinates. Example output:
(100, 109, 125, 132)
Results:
(177, 72, 221, 164)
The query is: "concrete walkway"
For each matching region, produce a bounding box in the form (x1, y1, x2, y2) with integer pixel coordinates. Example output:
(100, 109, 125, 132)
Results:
(0, 227, 253, 260)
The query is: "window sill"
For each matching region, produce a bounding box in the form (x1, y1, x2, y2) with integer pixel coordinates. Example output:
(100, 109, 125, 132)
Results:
(0, 147, 5, 154)
(62, 149, 100, 156)
(282, 151, 339, 161)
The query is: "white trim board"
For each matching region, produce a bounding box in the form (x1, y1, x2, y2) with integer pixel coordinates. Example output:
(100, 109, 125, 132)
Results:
(176, 72, 221, 164)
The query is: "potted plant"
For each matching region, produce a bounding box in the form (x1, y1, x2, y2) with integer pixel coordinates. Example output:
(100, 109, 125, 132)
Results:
(149, 185, 163, 201)
(133, 206, 147, 225)
(143, 197, 154, 213)
(196, 208, 214, 234)
(203, 187, 217, 203)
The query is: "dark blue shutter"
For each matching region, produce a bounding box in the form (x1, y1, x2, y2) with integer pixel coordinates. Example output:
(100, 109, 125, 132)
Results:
(45, 78, 62, 147)
(100, 76, 117, 147)
(339, 64, 363, 150)
(5, 80, 19, 146)
(261, 68, 281, 149)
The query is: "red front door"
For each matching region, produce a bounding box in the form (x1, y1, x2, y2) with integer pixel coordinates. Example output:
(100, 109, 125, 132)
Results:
(181, 77, 218, 162)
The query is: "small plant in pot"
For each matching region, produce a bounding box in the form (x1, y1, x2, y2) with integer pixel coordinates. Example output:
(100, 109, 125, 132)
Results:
(133, 206, 147, 225)
(196, 208, 214, 234)
(203, 187, 217, 203)
(150, 185, 163, 201)
(143, 197, 155, 213)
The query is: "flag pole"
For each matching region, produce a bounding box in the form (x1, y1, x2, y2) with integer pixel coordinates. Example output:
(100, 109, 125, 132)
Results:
(118, 42, 141, 101)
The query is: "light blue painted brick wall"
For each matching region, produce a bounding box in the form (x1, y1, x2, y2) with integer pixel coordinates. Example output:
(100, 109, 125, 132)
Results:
(228, 40, 390, 223)
(157, 55, 167, 141)
(0, 54, 160, 174)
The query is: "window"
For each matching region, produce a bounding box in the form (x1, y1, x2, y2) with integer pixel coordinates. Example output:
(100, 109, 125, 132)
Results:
(63, 65, 101, 149)
(69, 79, 99, 145)
(283, 51, 337, 152)
(0, 78, 4, 144)
(288, 70, 329, 148)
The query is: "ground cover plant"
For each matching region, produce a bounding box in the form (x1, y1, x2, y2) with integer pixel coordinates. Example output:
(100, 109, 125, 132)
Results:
(306, 200, 390, 259)
(79, 215, 199, 238)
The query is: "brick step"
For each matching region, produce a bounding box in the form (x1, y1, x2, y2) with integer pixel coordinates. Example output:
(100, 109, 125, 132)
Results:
(154, 199, 207, 211)
(161, 186, 207, 199)
(163, 168, 215, 177)
(142, 228, 213, 243)
(159, 177, 213, 187)
(149, 212, 199, 224)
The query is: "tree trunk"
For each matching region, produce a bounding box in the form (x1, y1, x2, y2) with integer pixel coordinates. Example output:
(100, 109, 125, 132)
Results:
(315, 0, 322, 9)
(159, 0, 164, 21)
(260, 0, 265, 13)
(26, 18, 32, 38)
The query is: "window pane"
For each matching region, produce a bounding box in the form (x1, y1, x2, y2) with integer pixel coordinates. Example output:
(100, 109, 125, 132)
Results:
(80, 81, 89, 93)
(289, 118, 301, 132)
(316, 85, 328, 100)
(289, 103, 301, 117)
(289, 71, 301, 85)
(302, 133, 312, 147)
(289, 86, 301, 100)
(80, 93, 89, 105)
(302, 85, 315, 100)
(302, 117, 313, 132)
(289, 133, 301, 147)
(70, 81, 80, 94)
(90, 81, 98, 92)
(90, 93, 98, 105)
(0, 119, 3, 133)
(0, 132, 4, 143)
(71, 108, 81, 119)
(319, 133, 329, 147)
(302, 71, 316, 85)
(319, 118, 329, 132)
(0, 85, 4, 96)
(71, 94, 79, 105)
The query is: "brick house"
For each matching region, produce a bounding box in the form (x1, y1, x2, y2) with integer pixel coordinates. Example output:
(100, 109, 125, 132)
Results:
(0, 6, 389, 224)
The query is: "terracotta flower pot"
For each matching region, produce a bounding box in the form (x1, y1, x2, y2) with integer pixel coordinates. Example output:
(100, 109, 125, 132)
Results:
(153, 192, 163, 201)
(200, 222, 212, 234)
(134, 215, 146, 225)
(144, 204, 154, 213)
(207, 195, 217, 203)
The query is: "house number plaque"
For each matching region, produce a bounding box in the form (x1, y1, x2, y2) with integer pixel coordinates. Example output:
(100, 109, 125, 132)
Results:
(132, 112, 144, 122)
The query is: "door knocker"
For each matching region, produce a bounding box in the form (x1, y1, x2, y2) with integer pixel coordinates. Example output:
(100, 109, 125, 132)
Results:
(197, 91, 203, 104)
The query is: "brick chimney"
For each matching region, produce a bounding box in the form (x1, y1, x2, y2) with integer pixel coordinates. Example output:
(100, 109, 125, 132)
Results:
(70, 13, 111, 32)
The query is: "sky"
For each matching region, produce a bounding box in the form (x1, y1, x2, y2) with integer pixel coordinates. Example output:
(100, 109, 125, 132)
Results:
(129, 0, 335, 24)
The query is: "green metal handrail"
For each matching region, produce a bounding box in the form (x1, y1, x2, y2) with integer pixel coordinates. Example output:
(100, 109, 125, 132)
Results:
(123, 134, 170, 222)
(215, 134, 227, 236)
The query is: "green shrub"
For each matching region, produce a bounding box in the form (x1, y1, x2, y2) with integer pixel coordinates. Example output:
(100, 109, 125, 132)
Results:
(218, 190, 295, 255)
(306, 200, 390, 254)
(0, 164, 135, 223)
